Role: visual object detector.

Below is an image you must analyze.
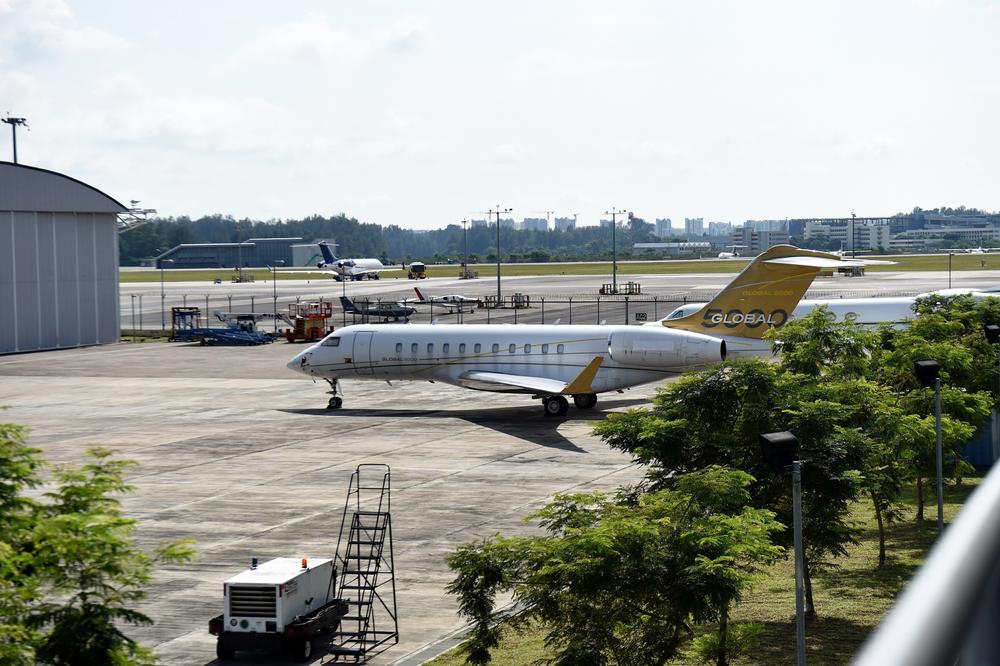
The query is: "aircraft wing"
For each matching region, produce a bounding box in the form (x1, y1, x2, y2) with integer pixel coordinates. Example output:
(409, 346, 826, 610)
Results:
(764, 257, 896, 268)
(458, 358, 603, 395)
(422, 300, 463, 310)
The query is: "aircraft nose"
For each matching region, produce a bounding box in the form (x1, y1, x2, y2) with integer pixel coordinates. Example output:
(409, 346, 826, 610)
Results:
(287, 350, 309, 373)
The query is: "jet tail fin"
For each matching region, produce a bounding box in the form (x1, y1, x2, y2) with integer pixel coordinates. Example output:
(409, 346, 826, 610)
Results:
(414, 286, 427, 302)
(318, 242, 338, 264)
(338, 296, 355, 313)
(662, 245, 861, 339)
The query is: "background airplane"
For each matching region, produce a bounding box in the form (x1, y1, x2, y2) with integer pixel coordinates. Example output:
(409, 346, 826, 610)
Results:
(289, 246, 873, 415)
(339, 296, 415, 323)
(404, 286, 480, 312)
(717, 244, 747, 259)
(318, 242, 390, 281)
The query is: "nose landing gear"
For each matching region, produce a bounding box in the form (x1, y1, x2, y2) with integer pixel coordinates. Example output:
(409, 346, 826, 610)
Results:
(326, 379, 343, 410)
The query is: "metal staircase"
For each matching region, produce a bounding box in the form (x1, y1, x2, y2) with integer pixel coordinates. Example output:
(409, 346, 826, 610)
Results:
(328, 464, 399, 662)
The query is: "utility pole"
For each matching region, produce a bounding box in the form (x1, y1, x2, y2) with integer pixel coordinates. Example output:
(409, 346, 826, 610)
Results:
(491, 205, 512, 305)
(2, 116, 28, 163)
(604, 207, 626, 293)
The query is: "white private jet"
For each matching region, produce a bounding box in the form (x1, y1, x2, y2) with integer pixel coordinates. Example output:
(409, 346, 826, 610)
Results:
(287, 246, 878, 416)
(287, 242, 392, 281)
(717, 244, 747, 259)
(405, 286, 480, 312)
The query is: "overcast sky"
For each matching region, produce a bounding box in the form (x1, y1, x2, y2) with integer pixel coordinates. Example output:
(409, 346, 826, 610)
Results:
(2, 0, 998, 228)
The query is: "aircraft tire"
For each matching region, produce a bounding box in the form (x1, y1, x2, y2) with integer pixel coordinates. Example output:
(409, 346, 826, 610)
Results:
(573, 393, 598, 409)
(544, 395, 569, 417)
(327, 397, 343, 410)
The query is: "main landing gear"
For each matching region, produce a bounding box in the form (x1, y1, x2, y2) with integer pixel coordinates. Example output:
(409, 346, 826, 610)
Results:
(543, 396, 568, 417)
(542, 393, 598, 417)
(326, 378, 343, 410)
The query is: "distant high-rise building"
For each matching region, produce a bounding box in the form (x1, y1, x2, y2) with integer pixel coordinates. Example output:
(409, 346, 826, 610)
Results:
(470, 218, 488, 228)
(521, 217, 548, 232)
(599, 219, 616, 229)
(554, 216, 576, 231)
(655, 218, 673, 238)
(708, 221, 733, 236)
(745, 219, 788, 232)
(499, 218, 517, 229)
(685, 217, 704, 236)
(732, 224, 789, 253)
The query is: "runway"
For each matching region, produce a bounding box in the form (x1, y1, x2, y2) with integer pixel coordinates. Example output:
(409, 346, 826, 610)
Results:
(119, 268, 1000, 332)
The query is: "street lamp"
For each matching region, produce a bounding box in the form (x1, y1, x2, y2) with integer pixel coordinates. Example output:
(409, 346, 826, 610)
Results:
(915, 360, 944, 533)
(491, 205, 512, 305)
(948, 252, 954, 290)
(759, 430, 806, 666)
(985, 325, 1000, 463)
(605, 207, 626, 293)
(159, 258, 174, 330)
(271, 260, 285, 334)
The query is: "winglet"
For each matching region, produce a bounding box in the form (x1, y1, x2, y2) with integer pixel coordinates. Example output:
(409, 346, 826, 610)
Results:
(562, 357, 603, 395)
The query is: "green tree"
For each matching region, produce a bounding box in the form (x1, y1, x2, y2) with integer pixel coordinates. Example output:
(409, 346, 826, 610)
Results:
(446, 467, 782, 666)
(0, 424, 195, 665)
(595, 356, 876, 616)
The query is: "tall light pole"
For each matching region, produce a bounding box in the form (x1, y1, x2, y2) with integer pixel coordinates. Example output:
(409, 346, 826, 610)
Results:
(915, 360, 945, 533)
(605, 207, 626, 293)
(491, 205, 512, 305)
(2, 116, 28, 163)
(159, 258, 174, 330)
(462, 219, 469, 275)
(271, 260, 284, 333)
(760, 431, 806, 666)
(851, 210, 857, 259)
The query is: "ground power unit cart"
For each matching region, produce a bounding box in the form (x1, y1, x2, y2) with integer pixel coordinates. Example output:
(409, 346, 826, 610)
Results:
(209, 557, 348, 662)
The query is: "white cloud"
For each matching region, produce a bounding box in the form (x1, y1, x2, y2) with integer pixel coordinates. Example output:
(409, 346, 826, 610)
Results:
(236, 14, 426, 66)
(493, 142, 528, 163)
(0, 0, 127, 65)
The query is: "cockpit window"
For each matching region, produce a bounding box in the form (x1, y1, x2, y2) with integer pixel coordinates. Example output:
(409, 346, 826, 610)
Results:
(321, 336, 341, 347)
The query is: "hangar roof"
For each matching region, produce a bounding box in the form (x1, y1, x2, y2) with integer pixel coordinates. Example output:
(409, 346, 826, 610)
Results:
(0, 161, 127, 214)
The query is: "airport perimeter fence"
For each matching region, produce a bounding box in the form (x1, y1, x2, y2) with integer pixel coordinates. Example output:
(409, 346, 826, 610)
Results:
(122, 287, 924, 334)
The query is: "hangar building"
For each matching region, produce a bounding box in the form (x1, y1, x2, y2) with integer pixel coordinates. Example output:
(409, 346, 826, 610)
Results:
(0, 162, 126, 354)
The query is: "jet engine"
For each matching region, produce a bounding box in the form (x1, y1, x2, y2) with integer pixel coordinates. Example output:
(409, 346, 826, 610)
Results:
(607, 328, 726, 369)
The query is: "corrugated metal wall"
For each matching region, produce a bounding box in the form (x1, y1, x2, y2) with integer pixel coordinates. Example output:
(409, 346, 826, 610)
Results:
(0, 211, 120, 354)
(0, 162, 124, 355)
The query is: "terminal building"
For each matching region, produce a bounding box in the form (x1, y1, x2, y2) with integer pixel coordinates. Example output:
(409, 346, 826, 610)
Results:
(0, 161, 126, 354)
(153, 237, 305, 268)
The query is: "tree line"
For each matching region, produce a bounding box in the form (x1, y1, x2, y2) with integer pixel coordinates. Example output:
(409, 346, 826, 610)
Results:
(119, 214, 668, 266)
(446, 295, 1000, 665)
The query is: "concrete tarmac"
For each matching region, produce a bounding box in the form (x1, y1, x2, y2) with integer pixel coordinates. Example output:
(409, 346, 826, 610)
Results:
(0, 340, 649, 665)
(8, 267, 1000, 664)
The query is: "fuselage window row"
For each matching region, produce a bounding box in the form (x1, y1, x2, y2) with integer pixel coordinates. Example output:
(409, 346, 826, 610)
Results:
(392, 340, 565, 358)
